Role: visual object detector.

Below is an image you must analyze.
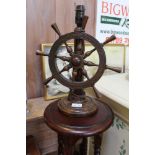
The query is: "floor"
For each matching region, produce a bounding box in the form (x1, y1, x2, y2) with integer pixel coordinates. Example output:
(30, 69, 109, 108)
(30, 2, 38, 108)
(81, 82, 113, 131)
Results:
(47, 152, 58, 155)
(46, 151, 80, 155)
(46, 152, 57, 155)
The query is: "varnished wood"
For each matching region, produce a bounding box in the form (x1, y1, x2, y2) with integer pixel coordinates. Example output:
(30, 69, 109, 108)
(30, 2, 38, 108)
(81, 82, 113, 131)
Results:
(44, 100, 113, 136)
(80, 137, 88, 155)
(36, 50, 49, 56)
(26, 135, 41, 155)
(94, 134, 102, 155)
(26, 97, 55, 122)
(26, 98, 58, 154)
(102, 35, 116, 46)
(27, 119, 58, 154)
(55, 0, 96, 39)
(44, 100, 113, 154)
(26, 0, 56, 98)
(63, 136, 80, 155)
(106, 65, 122, 73)
(51, 23, 62, 36)
(27, 0, 96, 98)
(58, 135, 63, 155)
(83, 60, 99, 66)
(82, 16, 89, 29)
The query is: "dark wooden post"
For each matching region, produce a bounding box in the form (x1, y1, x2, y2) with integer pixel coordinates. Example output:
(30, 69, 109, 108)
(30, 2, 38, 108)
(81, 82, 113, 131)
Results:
(58, 134, 64, 155)
(80, 137, 88, 155)
(63, 136, 80, 155)
(94, 134, 102, 155)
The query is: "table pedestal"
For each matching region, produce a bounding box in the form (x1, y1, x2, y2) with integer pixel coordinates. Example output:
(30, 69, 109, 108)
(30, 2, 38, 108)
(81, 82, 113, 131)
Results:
(44, 99, 114, 155)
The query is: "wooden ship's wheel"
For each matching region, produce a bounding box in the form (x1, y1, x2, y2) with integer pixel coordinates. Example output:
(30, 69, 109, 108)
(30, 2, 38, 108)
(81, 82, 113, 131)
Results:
(36, 5, 121, 117)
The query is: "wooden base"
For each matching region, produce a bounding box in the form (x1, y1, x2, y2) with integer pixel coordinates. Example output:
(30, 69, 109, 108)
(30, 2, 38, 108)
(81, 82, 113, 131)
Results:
(58, 96, 97, 117)
(44, 98, 114, 155)
(57, 133, 103, 155)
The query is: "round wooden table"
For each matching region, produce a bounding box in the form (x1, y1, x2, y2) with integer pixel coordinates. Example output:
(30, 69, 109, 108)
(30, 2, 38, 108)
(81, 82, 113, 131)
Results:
(44, 98, 114, 155)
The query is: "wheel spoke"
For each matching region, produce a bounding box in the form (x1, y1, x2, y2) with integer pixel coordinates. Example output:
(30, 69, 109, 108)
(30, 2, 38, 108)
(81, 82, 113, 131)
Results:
(60, 63, 72, 73)
(82, 68, 89, 80)
(43, 64, 72, 85)
(64, 42, 73, 56)
(56, 55, 71, 62)
(82, 68, 100, 98)
(51, 23, 73, 56)
(43, 75, 54, 85)
(84, 60, 99, 66)
(36, 50, 49, 56)
(51, 23, 61, 36)
(83, 35, 116, 59)
(83, 48, 96, 59)
(102, 35, 116, 46)
(106, 65, 122, 73)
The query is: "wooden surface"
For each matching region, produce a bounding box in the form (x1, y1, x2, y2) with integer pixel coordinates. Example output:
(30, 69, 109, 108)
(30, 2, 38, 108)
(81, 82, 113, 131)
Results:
(26, 0, 96, 99)
(26, 0, 56, 99)
(44, 99, 114, 136)
(27, 119, 58, 155)
(44, 100, 114, 155)
(26, 135, 41, 155)
(46, 152, 57, 155)
(26, 97, 55, 122)
(27, 97, 58, 154)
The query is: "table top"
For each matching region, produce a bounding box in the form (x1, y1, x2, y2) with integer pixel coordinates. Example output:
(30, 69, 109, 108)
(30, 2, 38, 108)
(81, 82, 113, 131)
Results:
(44, 99, 114, 137)
(26, 97, 56, 122)
(95, 73, 129, 108)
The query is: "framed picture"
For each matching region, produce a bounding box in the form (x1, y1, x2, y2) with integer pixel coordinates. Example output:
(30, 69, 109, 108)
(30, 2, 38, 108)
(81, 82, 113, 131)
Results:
(41, 43, 125, 100)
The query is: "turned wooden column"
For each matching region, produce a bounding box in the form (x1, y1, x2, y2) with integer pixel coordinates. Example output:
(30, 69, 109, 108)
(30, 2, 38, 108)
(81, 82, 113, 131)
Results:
(58, 134, 64, 155)
(94, 134, 102, 155)
(80, 137, 88, 155)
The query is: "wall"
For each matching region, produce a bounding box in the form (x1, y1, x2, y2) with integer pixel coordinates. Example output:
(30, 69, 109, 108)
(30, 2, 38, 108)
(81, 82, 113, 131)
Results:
(88, 116, 129, 155)
(26, 0, 96, 99)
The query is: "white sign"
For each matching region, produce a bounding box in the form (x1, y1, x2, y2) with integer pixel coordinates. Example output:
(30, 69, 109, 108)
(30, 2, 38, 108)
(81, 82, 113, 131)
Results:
(96, 0, 129, 45)
(72, 103, 82, 108)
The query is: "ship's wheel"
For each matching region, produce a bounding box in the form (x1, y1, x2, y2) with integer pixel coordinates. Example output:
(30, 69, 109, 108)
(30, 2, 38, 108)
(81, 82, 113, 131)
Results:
(36, 5, 121, 117)
(48, 31, 106, 89)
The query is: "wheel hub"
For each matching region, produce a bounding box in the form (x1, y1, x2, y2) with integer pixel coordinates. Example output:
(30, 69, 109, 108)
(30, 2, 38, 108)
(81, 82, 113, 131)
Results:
(71, 54, 83, 68)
